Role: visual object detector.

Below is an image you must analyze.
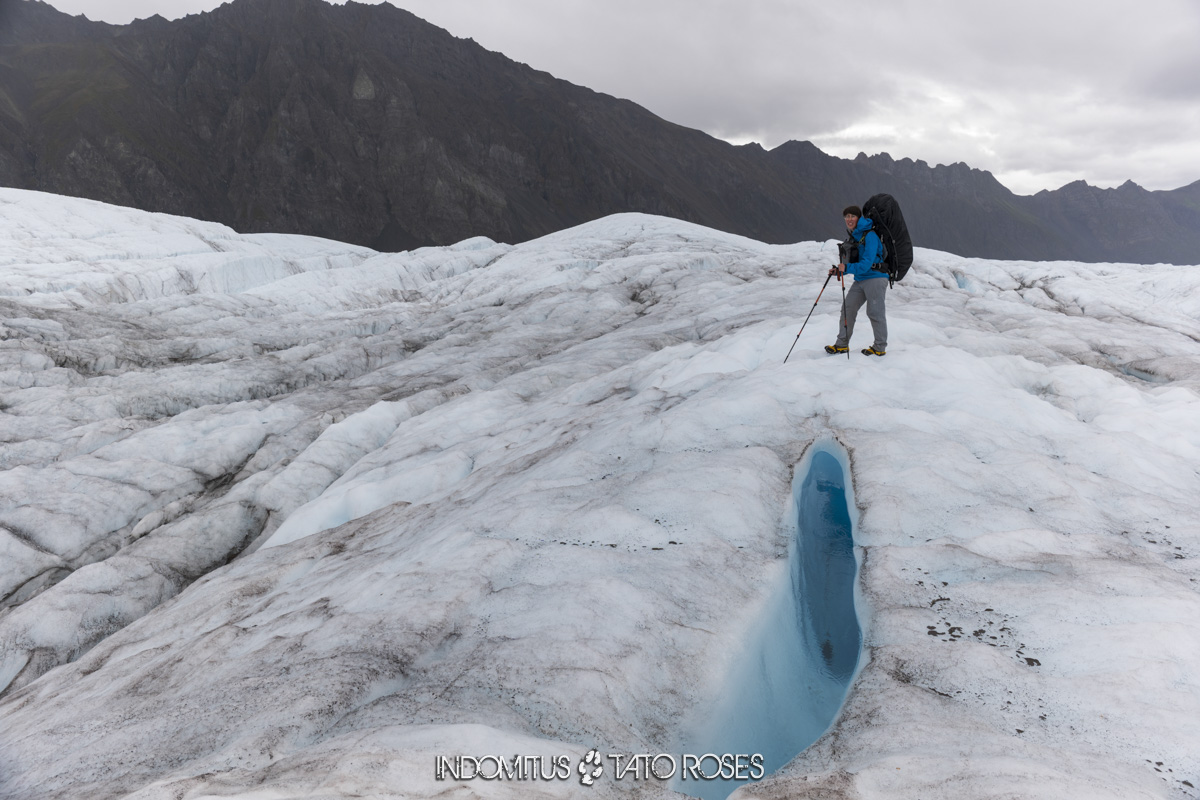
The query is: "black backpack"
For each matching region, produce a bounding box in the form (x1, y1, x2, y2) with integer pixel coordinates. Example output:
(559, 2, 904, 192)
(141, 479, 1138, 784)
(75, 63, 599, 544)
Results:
(861, 193, 913, 285)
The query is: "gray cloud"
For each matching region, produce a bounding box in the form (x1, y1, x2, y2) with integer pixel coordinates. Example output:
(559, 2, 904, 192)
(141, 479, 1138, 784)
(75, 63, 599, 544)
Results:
(42, 0, 1200, 194)
(46, 0, 219, 23)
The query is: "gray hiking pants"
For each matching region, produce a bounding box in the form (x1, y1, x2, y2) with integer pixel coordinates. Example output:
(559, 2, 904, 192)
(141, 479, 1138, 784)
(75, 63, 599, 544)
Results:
(835, 276, 888, 350)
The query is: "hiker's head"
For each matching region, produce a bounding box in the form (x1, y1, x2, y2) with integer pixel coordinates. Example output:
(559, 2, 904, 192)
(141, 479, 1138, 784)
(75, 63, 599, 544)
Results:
(842, 206, 861, 231)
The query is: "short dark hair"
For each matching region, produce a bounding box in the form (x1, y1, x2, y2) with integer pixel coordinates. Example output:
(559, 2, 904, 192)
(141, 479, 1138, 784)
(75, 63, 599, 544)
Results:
(843, 205, 862, 218)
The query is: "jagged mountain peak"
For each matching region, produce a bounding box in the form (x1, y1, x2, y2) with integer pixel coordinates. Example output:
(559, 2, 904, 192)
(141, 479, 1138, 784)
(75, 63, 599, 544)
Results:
(0, 0, 1196, 262)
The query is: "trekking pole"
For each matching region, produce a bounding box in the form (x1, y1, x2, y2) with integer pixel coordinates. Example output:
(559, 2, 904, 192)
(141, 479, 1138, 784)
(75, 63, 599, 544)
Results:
(839, 272, 849, 360)
(783, 272, 835, 364)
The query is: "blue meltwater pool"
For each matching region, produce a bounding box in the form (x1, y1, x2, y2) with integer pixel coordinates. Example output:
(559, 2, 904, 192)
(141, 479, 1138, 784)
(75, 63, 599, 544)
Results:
(675, 445, 862, 800)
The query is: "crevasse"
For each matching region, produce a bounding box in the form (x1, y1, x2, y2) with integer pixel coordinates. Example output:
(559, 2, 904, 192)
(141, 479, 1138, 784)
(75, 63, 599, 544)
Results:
(677, 442, 863, 800)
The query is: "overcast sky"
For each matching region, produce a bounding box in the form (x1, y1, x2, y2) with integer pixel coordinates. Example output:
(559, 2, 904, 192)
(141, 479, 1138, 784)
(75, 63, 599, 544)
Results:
(42, 0, 1200, 195)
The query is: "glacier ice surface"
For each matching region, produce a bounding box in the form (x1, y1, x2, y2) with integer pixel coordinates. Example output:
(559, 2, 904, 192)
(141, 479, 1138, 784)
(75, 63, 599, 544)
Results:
(0, 188, 1198, 799)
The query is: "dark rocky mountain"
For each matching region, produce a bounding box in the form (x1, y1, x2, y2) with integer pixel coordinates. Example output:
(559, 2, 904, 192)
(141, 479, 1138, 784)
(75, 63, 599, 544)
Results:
(2, 0, 1198, 263)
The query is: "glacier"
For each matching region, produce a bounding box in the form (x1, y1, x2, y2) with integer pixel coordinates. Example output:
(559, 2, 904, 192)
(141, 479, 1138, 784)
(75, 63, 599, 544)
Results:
(0, 186, 1198, 799)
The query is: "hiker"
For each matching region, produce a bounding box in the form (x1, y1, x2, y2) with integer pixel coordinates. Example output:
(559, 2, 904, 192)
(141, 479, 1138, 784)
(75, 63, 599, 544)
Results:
(826, 205, 888, 357)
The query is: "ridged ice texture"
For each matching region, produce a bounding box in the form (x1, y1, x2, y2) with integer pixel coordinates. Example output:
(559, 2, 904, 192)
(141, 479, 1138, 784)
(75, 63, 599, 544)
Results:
(1, 188, 1199, 800)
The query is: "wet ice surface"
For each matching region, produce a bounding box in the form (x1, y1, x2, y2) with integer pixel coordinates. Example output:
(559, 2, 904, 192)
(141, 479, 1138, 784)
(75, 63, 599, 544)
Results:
(1, 187, 1199, 799)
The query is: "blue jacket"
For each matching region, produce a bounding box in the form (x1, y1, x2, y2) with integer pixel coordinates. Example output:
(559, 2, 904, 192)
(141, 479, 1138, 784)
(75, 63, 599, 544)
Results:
(844, 217, 888, 281)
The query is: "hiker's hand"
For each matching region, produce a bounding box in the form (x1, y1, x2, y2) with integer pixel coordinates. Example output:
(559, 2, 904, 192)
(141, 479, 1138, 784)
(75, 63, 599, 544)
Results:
(829, 264, 845, 276)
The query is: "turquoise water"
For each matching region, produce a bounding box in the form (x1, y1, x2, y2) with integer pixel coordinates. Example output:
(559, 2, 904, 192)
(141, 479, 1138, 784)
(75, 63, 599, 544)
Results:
(798, 450, 861, 685)
(676, 447, 862, 800)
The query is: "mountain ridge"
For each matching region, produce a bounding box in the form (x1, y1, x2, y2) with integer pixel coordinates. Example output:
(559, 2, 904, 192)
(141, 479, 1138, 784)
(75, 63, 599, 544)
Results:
(1, 0, 1197, 263)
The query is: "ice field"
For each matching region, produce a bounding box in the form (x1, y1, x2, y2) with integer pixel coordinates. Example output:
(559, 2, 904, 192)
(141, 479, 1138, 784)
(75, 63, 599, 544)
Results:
(1, 187, 1199, 799)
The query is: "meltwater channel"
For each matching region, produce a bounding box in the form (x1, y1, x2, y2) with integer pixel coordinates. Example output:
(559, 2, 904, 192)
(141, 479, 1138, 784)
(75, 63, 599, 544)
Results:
(677, 444, 862, 800)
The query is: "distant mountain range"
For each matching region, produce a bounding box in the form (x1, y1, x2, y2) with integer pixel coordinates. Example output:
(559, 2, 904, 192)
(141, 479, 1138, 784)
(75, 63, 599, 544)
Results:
(2, 0, 1198, 263)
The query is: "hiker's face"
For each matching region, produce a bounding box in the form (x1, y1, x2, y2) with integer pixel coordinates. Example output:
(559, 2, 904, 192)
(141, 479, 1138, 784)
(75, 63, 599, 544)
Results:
(844, 214, 859, 232)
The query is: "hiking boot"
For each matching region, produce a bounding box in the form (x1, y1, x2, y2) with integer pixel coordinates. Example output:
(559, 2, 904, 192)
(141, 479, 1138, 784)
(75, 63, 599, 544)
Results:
(861, 346, 886, 356)
(825, 344, 849, 354)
